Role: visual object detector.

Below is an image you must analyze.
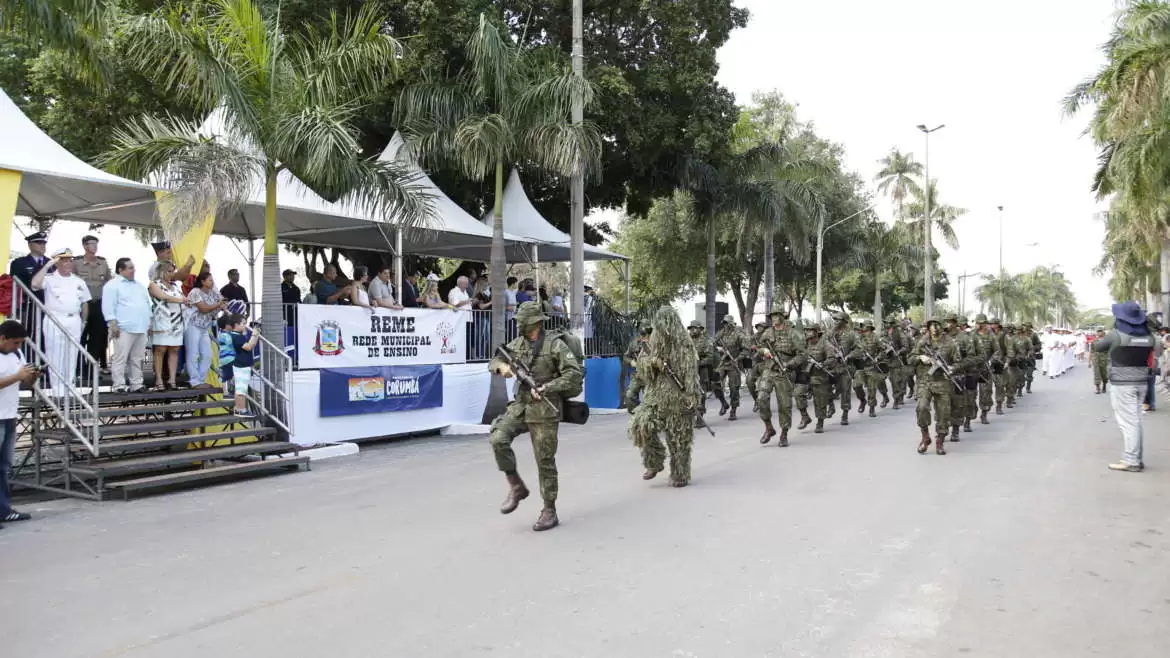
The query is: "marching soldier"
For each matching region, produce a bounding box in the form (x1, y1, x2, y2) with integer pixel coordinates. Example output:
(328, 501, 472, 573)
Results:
(857, 320, 890, 418)
(623, 321, 652, 410)
(1091, 328, 1109, 393)
(1003, 324, 1024, 408)
(1021, 323, 1039, 395)
(687, 320, 719, 426)
(746, 320, 768, 411)
(800, 323, 837, 433)
(945, 314, 977, 439)
(629, 307, 697, 487)
(713, 315, 749, 421)
(886, 317, 910, 409)
(757, 310, 807, 446)
(827, 312, 863, 426)
(911, 318, 961, 455)
(488, 301, 584, 532)
(972, 313, 1001, 424)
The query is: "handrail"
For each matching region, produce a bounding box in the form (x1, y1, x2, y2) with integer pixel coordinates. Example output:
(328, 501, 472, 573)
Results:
(250, 329, 293, 436)
(10, 277, 101, 455)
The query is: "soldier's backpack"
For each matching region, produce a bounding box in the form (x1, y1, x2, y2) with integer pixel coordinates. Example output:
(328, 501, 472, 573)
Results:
(541, 330, 585, 401)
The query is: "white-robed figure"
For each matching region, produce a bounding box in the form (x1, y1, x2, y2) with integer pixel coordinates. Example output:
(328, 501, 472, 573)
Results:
(1074, 331, 1088, 363)
(32, 248, 91, 397)
(1041, 326, 1057, 377)
(1063, 331, 1077, 374)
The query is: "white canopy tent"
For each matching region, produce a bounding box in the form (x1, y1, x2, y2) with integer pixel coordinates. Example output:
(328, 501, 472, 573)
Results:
(0, 88, 158, 231)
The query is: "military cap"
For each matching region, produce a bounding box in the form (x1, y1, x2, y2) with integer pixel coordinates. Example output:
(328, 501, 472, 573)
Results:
(639, 320, 652, 332)
(942, 313, 959, 323)
(25, 231, 47, 244)
(924, 318, 942, 327)
(51, 247, 73, 260)
(688, 320, 704, 329)
(989, 317, 1002, 325)
(959, 316, 970, 326)
(861, 319, 875, 329)
(514, 301, 547, 326)
(754, 320, 767, 328)
(722, 315, 736, 325)
(806, 323, 823, 335)
(974, 313, 988, 324)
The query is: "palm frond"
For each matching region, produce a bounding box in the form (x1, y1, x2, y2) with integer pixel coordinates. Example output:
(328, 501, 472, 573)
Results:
(288, 4, 402, 105)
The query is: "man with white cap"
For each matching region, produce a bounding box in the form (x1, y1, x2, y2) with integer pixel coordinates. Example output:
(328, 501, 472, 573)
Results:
(32, 248, 91, 397)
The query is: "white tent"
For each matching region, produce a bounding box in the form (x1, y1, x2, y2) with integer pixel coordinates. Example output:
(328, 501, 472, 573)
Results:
(0, 88, 157, 224)
(485, 169, 626, 263)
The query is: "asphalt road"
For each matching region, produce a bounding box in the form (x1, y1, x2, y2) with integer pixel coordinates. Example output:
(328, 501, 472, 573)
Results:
(3, 365, 1169, 658)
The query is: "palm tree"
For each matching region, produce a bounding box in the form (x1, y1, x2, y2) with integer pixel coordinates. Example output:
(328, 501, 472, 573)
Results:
(901, 179, 964, 250)
(976, 272, 1024, 322)
(98, 0, 433, 347)
(0, 0, 111, 82)
(394, 13, 602, 421)
(874, 148, 922, 220)
(848, 220, 924, 321)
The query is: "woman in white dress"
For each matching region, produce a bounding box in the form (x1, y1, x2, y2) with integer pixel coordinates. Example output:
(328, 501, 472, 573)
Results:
(350, 266, 372, 310)
(149, 261, 191, 390)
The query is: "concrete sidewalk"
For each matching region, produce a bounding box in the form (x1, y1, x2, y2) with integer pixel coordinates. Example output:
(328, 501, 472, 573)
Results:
(2, 365, 1169, 657)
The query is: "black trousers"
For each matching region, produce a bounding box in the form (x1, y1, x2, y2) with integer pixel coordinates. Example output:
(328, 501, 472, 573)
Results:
(80, 299, 108, 367)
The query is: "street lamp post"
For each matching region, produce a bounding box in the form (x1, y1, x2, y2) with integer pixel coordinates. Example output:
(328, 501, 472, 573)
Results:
(815, 204, 877, 323)
(997, 205, 1004, 273)
(957, 271, 986, 318)
(569, 0, 585, 334)
(917, 123, 945, 320)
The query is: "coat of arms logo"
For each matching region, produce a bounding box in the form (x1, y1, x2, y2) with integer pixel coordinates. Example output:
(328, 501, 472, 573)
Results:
(313, 320, 345, 356)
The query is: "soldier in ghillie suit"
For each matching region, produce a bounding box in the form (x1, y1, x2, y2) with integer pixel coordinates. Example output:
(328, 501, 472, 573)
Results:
(488, 301, 584, 532)
(757, 310, 807, 446)
(688, 320, 721, 426)
(623, 321, 652, 410)
(713, 315, 749, 420)
(629, 306, 698, 487)
(911, 318, 961, 455)
(1091, 328, 1109, 394)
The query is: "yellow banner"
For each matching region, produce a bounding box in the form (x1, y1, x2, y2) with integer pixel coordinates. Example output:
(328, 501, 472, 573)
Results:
(0, 168, 22, 276)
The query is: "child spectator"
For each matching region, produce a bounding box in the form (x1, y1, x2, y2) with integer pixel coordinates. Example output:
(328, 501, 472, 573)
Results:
(217, 314, 260, 418)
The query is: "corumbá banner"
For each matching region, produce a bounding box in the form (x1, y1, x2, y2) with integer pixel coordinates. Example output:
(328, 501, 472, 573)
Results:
(297, 305, 467, 368)
(319, 365, 444, 417)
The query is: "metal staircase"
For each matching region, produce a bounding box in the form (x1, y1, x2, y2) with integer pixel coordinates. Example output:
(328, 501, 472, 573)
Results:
(9, 278, 307, 500)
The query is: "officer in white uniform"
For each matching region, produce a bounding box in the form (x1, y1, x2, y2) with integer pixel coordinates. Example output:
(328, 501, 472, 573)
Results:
(32, 248, 91, 397)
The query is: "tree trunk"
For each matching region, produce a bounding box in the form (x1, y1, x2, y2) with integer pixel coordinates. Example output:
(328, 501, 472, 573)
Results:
(1159, 230, 1170, 319)
(481, 159, 510, 424)
(873, 269, 883, 322)
(705, 214, 717, 335)
(261, 164, 284, 349)
(763, 233, 775, 316)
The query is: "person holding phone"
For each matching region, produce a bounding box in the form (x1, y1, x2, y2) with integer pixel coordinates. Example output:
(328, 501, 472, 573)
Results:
(0, 321, 40, 528)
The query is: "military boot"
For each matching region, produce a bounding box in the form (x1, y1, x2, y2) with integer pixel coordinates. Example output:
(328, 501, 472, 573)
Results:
(880, 392, 890, 408)
(499, 473, 530, 515)
(917, 427, 932, 454)
(950, 425, 961, 442)
(1094, 384, 1101, 394)
(728, 406, 738, 421)
(760, 420, 776, 444)
(840, 409, 850, 426)
(532, 505, 559, 532)
(893, 399, 903, 410)
(693, 413, 706, 429)
(1026, 382, 1032, 394)
(963, 418, 973, 433)
(752, 399, 759, 412)
(995, 402, 1004, 415)
(778, 428, 789, 447)
(797, 411, 812, 430)
(1102, 382, 1107, 394)
(935, 434, 948, 455)
(715, 390, 730, 416)
(980, 410, 990, 425)
(868, 404, 876, 418)
(814, 419, 825, 434)
(857, 398, 867, 413)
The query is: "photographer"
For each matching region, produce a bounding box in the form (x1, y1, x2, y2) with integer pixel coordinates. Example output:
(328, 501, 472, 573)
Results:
(1093, 302, 1161, 472)
(0, 320, 40, 528)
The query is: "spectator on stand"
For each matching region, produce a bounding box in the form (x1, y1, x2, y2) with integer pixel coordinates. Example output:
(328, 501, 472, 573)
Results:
(148, 261, 191, 391)
(449, 276, 474, 358)
(218, 314, 260, 418)
(281, 269, 301, 325)
(400, 272, 419, 309)
(0, 320, 38, 528)
(582, 284, 596, 353)
(183, 260, 210, 296)
(369, 266, 403, 310)
(314, 264, 350, 305)
(516, 279, 534, 304)
(350, 266, 373, 310)
(220, 268, 249, 314)
(422, 274, 451, 310)
(147, 240, 194, 284)
(10, 231, 49, 306)
(103, 258, 151, 393)
(74, 235, 111, 372)
(472, 277, 492, 358)
(185, 271, 226, 389)
(1093, 301, 1159, 472)
(505, 276, 519, 341)
(32, 248, 90, 398)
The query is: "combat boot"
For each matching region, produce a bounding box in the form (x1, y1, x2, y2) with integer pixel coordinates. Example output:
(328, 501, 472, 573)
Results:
(693, 413, 706, 429)
(980, 410, 989, 425)
(963, 419, 972, 433)
(1094, 384, 1101, 394)
(840, 410, 850, 426)
(532, 505, 559, 532)
(1102, 382, 1107, 394)
(950, 425, 960, 442)
(857, 397, 867, 413)
(935, 434, 948, 455)
(868, 404, 876, 418)
(893, 400, 903, 410)
(499, 473, 530, 515)
(728, 406, 738, 421)
(814, 419, 824, 434)
(760, 420, 776, 444)
(778, 428, 789, 447)
(752, 400, 759, 412)
(917, 427, 931, 454)
(1026, 382, 1032, 394)
(715, 390, 730, 416)
(995, 402, 1004, 415)
(880, 392, 890, 408)
(797, 411, 812, 430)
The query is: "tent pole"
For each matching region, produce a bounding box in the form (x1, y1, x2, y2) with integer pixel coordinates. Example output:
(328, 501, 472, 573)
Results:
(624, 260, 631, 314)
(394, 227, 403, 303)
(247, 237, 257, 304)
(533, 244, 540, 294)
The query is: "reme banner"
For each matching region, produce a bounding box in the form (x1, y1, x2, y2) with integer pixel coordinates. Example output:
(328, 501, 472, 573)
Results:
(297, 305, 467, 369)
(319, 365, 444, 417)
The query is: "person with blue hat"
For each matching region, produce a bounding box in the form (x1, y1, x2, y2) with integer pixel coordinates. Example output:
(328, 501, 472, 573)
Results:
(1092, 301, 1161, 472)
(9, 231, 49, 303)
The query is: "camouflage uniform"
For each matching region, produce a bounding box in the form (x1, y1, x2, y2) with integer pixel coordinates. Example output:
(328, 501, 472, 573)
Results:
(489, 301, 585, 532)
(1091, 331, 1109, 392)
(622, 323, 651, 410)
(629, 307, 697, 487)
(827, 313, 863, 426)
(713, 316, 749, 419)
(1003, 325, 1023, 408)
(745, 322, 768, 410)
(757, 312, 807, 446)
(886, 320, 910, 409)
(797, 324, 838, 433)
(989, 319, 1011, 413)
(857, 320, 890, 417)
(688, 321, 718, 423)
(945, 315, 979, 439)
(911, 321, 961, 454)
(1025, 324, 1042, 393)
(972, 314, 1001, 423)
(1011, 329, 1033, 403)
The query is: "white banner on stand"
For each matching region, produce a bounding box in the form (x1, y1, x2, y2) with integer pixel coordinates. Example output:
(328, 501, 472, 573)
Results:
(297, 305, 467, 369)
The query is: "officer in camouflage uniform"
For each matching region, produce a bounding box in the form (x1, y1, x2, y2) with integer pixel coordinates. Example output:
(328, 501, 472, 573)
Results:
(629, 306, 698, 487)
(1026, 322, 1042, 394)
(746, 321, 768, 411)
(911, 318, 961, 455)
(622, 321, 652, 410)
(1091, 328, 1109, 393)
(857, 320, 890, 418)
(713, 315, 749, 421)
(757, 310, 807, 446)
(1021, 323, 1039, 395)
(1003, 324, 1024, 408)
(945, 314, 977, 440)
(489, 301, 585, 532)
(886, 317, 910, 409)
(826, 312, 862, 426)
(799, 323, 837, 433)
(793, 320, 814, 429)
(972, 313, 1001, 424)
(989, 318, 1010, 414)
(688, 320, 719, 426)
(1013, 325, 1035, 402)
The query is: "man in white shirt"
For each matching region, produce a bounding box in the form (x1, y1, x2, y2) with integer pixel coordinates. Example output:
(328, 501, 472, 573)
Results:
(448, 276, 473, 358)
(368, 266, 403, 310)
(0, 320, 39, 528)
(33, 248, 91, 397)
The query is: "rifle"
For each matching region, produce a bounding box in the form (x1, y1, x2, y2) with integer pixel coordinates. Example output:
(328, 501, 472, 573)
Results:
(760, 348, 794, 387)
(494, 345, 559, 412)
(921, 342, 965, 392)
(807, 355, 835, 377)
(662, 360, 716, 436)
(715, 334, 747, 376)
